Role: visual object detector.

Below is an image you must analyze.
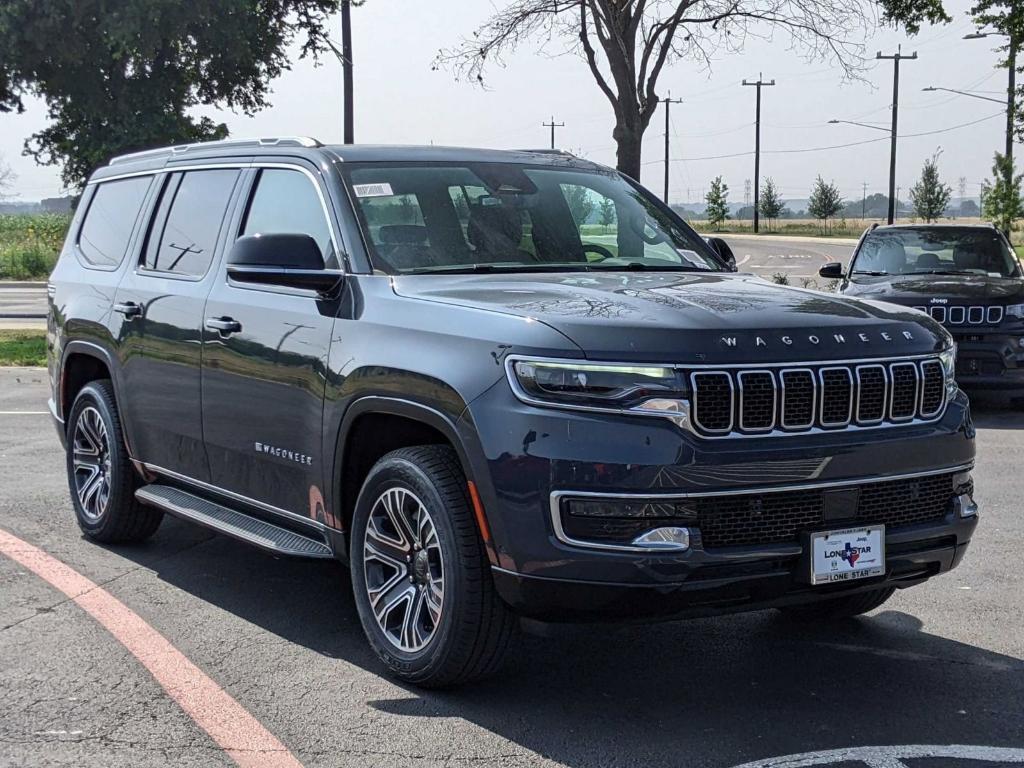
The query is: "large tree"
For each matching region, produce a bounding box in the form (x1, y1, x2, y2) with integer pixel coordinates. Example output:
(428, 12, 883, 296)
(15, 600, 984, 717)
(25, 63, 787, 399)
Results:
(968, 0, 1022, 143)
(808, 175, 843, 232)
(704, 176, 730, 230)
(436, 0, 951, 178)
(0, 0, 339, 188)
(983, 152, 1024, 233)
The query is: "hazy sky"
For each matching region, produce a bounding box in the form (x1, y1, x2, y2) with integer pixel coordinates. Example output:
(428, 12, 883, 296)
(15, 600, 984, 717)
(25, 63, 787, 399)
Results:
(0, 0, 1012, 204)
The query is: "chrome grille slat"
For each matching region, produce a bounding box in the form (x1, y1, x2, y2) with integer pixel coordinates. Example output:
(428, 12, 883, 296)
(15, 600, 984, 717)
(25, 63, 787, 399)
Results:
(988, 306, 1004, 324)
(687, 357, 946, 437)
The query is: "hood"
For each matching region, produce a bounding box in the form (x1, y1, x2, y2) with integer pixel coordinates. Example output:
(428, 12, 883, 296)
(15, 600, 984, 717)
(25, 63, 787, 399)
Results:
(844, 273, 1024, 303)
(392, 271, 948, 363)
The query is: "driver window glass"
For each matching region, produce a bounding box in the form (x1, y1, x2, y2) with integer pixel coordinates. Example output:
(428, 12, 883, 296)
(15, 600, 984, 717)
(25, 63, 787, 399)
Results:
(242, 169, 333, 267)
(559, 184, 617, 261)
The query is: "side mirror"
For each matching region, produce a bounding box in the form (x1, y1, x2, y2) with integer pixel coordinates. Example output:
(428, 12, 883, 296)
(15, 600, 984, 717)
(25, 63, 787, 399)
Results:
(705, 236, 737, 271)
(226, 234, 343, 295)
(818, 262, 844, 280)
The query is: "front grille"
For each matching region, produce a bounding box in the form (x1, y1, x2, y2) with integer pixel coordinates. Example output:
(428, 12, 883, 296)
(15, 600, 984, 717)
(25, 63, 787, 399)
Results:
(917, 304, 1003, 326)
(695, 472, 959, 549)
(689, 357, 946, 437)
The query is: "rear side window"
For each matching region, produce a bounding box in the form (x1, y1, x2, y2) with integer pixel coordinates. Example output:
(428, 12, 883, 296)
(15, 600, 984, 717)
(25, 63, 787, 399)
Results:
(241, 169, 335, 266)
(77, 176, 152, 268)
(142, 169, 239, 277)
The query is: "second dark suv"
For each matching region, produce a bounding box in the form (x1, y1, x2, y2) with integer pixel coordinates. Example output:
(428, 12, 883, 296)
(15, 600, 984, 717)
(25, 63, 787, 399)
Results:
(50, 138, 977, 686)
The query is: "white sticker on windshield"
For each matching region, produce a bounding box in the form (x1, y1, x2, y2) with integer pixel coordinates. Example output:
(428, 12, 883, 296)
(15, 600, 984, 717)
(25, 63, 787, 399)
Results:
(676, 248, 701, 263)
(353, 182, 394, 198)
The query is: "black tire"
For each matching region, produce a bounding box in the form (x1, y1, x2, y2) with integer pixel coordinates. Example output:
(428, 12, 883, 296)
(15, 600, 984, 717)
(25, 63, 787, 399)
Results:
(350, 445, 517, 688)
(65, 379, 163, 543)
(778, 586, 896, 620)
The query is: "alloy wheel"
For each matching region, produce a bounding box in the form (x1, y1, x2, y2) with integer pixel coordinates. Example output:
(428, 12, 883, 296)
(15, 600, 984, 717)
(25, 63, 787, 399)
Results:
(72, 406, 112, 522)
(362, 486, 445, 652)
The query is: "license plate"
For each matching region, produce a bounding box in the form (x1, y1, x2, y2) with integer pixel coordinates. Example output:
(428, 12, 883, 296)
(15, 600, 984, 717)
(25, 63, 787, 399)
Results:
(809, 525, 885, 585)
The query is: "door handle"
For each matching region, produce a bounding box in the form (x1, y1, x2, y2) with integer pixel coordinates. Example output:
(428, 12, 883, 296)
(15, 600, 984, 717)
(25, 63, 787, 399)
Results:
(113, 301, 142, 318)
(205, 316, 242, 334)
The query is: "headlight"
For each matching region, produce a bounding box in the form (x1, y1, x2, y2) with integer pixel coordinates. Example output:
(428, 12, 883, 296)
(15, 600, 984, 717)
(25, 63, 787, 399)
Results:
(1006, 303, 1024, 320)
(508, 358, 689, 415)
(939, 345, 957, 396)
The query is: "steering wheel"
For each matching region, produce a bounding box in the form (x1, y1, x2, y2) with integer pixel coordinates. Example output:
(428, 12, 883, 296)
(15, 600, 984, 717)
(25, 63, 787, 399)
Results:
(582, 243, 616, 261)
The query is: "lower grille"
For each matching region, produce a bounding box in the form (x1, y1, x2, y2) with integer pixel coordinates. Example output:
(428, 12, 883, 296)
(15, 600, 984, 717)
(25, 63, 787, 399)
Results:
(694, 472, 959, 549)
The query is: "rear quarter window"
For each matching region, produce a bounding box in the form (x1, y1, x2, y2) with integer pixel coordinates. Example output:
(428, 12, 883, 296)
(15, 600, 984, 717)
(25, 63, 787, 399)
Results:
(77, 176, 153, 269)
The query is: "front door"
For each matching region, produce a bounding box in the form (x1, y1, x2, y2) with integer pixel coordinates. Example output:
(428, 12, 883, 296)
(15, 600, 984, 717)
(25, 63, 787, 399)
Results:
(201, 165, 341, 521)
(114, 167, 243, 482)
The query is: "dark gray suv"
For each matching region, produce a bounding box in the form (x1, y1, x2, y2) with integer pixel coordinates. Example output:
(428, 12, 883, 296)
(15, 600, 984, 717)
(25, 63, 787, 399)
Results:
(49, 137, 977, 686)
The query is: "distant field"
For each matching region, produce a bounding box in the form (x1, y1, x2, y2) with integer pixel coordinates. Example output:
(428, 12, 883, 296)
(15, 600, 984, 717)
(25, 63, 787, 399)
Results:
(0, 213, 72, 280)
(0, 329, 47, 366)
(689, 216, 1024, 243)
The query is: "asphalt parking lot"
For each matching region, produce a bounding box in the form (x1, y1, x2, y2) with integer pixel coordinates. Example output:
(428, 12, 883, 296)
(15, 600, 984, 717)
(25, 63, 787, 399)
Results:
(1, 367, 1023, 768)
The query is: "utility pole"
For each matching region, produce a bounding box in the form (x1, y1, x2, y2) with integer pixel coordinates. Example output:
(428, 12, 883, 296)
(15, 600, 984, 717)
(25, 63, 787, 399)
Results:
(964, 30, 1019, 201)
(661, 94, 684, 203)
(341, 0, 354, 144)
(862, 181, 868, 220)
(877, 48, 917, 224)
(742, 73, 775, 233)
(542, 116, 565, 150)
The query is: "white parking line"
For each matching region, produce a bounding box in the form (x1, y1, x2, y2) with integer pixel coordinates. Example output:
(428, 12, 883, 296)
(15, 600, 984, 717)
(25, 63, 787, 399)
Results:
(0, 411, 48, 415)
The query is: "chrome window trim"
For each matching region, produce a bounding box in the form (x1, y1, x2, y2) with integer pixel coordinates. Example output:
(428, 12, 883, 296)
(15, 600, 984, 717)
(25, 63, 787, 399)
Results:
(84, 161, 343, 268)
(988, 306, 1004, 324)
(918, 359, 946, 419)
(737, 370, 776, 433)
(855, 364, 888, 426)
(930, 306, 947, 323)
(968, 306, 984, 324)
(888, 361, 920, 422)
(548, 462, 974, 552)
(818, 366, 853, 427)
(949, 306, 966, 324)
(139, 462, 327, 532)
(691, 371, 735, 435)
(779, 368, 816, 431)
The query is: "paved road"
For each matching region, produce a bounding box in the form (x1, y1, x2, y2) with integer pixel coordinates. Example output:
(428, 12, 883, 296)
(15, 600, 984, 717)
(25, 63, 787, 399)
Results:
(1, 368, 1022, 768)
(0, 282, 47, 322)
(720, 235, 858, 286)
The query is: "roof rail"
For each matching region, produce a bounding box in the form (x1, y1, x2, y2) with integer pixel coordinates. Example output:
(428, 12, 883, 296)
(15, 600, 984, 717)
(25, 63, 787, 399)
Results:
(108, 136, 322, 166)
(517, 148, 576, 156)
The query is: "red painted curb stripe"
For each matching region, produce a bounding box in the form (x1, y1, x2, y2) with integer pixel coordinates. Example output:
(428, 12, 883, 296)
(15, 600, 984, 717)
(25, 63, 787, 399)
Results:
(0, 528, 303, 768)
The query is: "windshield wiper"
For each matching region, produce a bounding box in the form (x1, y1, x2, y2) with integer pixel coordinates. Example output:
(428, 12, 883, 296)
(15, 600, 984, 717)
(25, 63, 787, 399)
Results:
(910, 269, 979, 275)
(852, 270, 889, 276)
(402, 263, 593, 275)
(587, 262, 706, 272)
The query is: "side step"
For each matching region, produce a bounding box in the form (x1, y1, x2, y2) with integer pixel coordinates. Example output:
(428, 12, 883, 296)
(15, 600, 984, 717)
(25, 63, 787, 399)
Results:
(136, 484, 333, 559)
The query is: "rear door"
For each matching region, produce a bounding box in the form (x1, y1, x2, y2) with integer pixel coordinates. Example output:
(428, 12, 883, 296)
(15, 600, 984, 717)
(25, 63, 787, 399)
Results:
(201, 164, 341, 522)
(113, 167, 243, 481)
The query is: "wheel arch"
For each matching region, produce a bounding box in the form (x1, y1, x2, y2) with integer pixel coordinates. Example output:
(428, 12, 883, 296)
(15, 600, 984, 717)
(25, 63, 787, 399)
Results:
(59, 341, 120, 425)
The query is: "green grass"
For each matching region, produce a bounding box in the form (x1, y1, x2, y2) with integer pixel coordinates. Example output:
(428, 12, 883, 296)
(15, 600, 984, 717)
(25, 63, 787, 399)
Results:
(0, 329, 47, 366)
(0, 213, 72, 280)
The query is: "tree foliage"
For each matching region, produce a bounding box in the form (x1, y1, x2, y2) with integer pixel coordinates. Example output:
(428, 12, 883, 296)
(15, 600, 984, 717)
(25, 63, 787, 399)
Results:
(982, 152, 1024, 233)
(808, 176, 843, 231)
(704, 176, 730, 230)
(0, 155, 14, 200)
(909, 153, 952, 222)
(436, 0, 956, 178)
(565, 184, 596, 226)
(598, 196, 617, 229)
(758, 177, 786, 229)
(968, 0, 1023, 143)
(0, 0, 340, 188)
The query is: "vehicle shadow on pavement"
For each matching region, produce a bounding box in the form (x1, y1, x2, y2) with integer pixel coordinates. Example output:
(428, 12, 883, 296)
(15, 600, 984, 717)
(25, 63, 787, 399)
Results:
(968, 395, 1024, 430)
(118, 517, 1024, 768)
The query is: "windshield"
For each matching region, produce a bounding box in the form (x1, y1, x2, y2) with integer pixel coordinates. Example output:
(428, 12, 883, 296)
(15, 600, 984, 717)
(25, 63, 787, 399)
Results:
(342, 162, 722, 274)
(851, 227, 1020, 278)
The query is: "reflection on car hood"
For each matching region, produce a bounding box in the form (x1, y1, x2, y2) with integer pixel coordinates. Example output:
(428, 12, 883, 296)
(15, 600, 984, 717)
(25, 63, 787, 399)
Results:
(393, 271, 947, 363)
(844, 273, 1024, 302)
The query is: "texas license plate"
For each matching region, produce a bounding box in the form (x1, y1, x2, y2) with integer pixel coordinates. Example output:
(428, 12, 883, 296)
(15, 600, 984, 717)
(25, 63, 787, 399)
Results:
(809, 525, 885, 585)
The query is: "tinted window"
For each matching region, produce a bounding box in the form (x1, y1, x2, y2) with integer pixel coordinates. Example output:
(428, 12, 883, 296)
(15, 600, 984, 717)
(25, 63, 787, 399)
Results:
(143, 169, 239, 277)
(78, 177, 152, 268)
(242, 169, 335, 266)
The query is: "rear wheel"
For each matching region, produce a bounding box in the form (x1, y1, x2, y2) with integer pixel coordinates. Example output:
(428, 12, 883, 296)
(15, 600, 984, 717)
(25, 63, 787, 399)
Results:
(350, 445, 517, 687)
(66, 380, 163, 543)
(778, 586, 895, 620)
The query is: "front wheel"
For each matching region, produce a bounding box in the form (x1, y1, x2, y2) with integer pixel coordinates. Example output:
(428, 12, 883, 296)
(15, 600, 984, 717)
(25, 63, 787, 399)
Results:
(350, 445, 517, 687)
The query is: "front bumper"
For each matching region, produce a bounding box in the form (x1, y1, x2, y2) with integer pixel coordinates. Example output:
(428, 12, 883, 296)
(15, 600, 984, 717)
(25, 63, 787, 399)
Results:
(459, 384, 976, 620)
(953, 328, 1024, 390)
